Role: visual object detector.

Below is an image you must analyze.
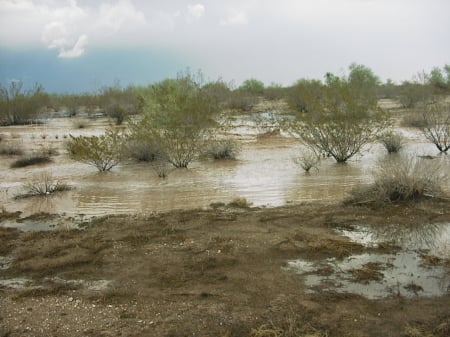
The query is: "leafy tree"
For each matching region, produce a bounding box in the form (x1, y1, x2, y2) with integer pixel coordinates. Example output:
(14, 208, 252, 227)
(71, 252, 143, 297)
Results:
(347, 63, 380, 100)
(131, 72, 220, 168)
(287, 70, 389, 163)
(66, 128, 127, 171)
(0, 81, 49, 125)
(286, 79, 323, 113)
(428, 67, 447, 91)
(398, 80, 433, 108)
(239, 78, 265, 95)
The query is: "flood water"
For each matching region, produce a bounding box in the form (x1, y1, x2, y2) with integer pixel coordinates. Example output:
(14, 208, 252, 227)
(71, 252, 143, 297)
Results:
(1, 114, 450, 298)
(0, 115, 449, 218)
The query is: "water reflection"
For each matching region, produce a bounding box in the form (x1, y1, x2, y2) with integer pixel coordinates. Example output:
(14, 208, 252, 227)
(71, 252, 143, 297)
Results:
(338, 223, 450, 257)
(288, 223, 450, 299)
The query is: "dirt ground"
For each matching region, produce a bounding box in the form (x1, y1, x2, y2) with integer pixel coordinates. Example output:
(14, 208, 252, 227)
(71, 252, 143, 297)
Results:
(1, 200, 450, 337)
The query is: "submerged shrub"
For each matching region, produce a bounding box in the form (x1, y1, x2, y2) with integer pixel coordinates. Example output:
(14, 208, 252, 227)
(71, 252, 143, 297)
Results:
(66, 128, 126, 171)
(347, 154, 447, 204)
(421, 102, 450, 152)
(379, 131, 405, 153)
(204, 139, 240, 160)
(227, 196, 253, 208)
(126, 139, 164, 162)
(293, 149, 320, 172)
(16, 173, 71, 198)
(10, 154, 51, 168)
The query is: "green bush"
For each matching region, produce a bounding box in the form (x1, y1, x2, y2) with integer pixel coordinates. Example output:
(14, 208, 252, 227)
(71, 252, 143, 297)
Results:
(286, 70, 389, 163)
(0, 81, 50, 125)
(131, 72, 221, 168)
(66, 128, 126, 171)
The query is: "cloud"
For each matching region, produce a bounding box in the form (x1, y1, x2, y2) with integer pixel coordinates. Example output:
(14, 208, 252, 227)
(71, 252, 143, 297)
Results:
(96, 0, 147, 34)
(58, 34, 88, 58)
(186, 3, 205, 22)
(220, 9, 248, 26)
(41, 20, 87, 58)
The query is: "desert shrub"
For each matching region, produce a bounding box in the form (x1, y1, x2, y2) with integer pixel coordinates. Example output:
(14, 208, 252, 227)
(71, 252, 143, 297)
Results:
(286, 69, 389, 163)
(66, 128, 126, 171)
(150, 154, 171, 178)
(263, 83, 285, 101)
(131, 72, 221, 168)
(401, 110, 427, 128)
(204, 139, 240, 160)
(379, 131, 404, 153)
(126, 139, 164, 162)
(10, 154, 51, 168)
(293, 149, 320, 172)
(239, 78, 265, 95)
(252, 111, 281, 136)
(421, 102, 450, 152)
(227, 197, 252, 208)
(226, 91, 259, 112)
(0, 81, 50, 125)
(0, 143, 24, 156)
(16, 173, 71, 198)
(347, 154, 447, 204)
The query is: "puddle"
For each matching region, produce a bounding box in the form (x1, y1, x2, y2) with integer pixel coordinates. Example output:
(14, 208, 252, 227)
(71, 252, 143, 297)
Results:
(0, 277, 112, 291)
(287, 223, 450, 299)
(1, 217, 81, 232)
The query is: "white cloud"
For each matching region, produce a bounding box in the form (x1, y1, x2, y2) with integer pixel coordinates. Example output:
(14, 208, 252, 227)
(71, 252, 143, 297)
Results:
(186, 3, 205, 22)
(1, 0, 450, 83)
(220, 9, 248, 26)
(96, 0, 147, 34)
(58, 34, 88, 58)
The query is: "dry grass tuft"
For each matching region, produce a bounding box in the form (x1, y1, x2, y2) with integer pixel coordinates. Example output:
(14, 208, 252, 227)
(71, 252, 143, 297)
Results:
(347, 154, 448, 204)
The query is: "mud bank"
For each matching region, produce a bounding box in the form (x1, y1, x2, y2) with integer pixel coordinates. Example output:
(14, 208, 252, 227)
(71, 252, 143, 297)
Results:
(1, 200, 450, 337)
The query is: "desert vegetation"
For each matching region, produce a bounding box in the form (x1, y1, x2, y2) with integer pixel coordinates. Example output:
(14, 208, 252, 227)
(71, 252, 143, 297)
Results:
(379, 131, 405, 153)
(16, 172, 71, 199)
(286, 64, 390, 163)
(347, 154, 448, 204)
(129, 71, 222, 168)
(421, 102, 450, 152)
(66, 128, 127, 171)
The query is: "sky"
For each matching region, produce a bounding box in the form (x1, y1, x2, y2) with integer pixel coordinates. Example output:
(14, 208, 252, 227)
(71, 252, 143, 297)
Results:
(0, 0, 449, 93)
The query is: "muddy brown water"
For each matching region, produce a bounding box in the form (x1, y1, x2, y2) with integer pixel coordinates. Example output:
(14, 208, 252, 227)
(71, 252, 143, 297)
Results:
(1, 116, 448, 219)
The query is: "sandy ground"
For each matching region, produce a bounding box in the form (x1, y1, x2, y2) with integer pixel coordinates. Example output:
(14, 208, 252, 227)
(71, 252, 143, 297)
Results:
(1, 200, 450, 337)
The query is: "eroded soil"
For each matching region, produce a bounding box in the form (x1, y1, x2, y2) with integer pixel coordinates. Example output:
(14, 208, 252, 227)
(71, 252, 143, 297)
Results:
(1, 200, 450, 337)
